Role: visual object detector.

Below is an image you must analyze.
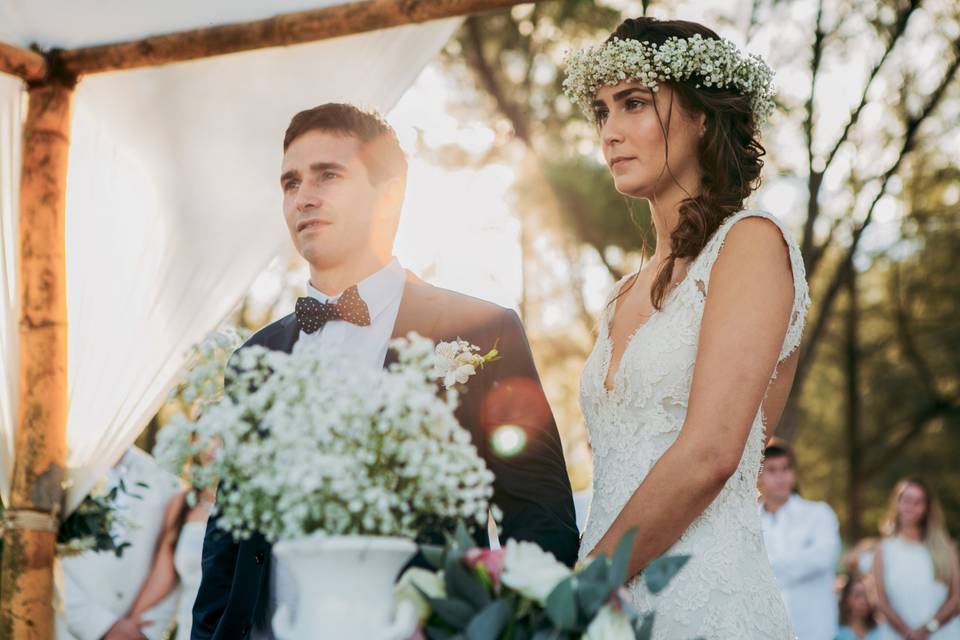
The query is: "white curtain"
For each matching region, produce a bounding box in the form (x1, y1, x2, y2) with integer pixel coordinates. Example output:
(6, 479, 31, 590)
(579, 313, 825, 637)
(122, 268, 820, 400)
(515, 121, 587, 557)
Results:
(0, 5, 460, 513)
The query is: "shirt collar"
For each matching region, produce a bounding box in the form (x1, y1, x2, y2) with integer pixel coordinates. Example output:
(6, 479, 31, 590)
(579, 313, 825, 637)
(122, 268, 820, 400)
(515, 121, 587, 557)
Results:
(306, 258, 405, 322)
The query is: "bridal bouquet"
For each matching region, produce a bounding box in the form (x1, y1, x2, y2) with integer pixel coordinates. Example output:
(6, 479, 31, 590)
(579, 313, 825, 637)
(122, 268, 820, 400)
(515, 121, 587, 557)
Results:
(396, 524, 689, 640)
(195, 332, 497, 542)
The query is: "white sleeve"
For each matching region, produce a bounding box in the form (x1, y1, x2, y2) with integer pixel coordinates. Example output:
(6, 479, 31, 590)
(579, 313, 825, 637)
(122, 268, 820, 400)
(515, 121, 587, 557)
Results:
(61, 559, 119, 640)
(770, 503, 841, 586)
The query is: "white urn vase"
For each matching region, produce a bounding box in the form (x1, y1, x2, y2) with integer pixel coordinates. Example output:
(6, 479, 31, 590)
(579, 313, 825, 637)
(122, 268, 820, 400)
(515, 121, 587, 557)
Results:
(271, 534, 419, 640)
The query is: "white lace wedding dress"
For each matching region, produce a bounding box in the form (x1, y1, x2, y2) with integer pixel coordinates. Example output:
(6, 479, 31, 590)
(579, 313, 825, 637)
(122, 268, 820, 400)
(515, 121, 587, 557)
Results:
(579, 210, 809, 639)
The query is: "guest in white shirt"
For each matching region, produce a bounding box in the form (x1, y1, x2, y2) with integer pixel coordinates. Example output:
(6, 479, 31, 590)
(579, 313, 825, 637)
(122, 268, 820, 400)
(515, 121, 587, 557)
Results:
(57, 446, 182, 640)
(759, 439, 841, 640)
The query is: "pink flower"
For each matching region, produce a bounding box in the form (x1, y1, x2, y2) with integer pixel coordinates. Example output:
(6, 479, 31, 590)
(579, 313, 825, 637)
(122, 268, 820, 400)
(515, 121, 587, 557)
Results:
(464, 548, 506, 587)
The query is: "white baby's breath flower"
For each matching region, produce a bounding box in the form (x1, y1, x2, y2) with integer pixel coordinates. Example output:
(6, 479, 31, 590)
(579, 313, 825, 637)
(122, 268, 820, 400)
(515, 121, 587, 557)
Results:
(205, 332, 496, 542)
(563, 33, 776, 126)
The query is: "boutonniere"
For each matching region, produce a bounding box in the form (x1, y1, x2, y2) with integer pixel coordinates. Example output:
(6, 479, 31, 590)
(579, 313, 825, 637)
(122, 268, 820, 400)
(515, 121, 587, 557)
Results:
(432, 338, 500, 389)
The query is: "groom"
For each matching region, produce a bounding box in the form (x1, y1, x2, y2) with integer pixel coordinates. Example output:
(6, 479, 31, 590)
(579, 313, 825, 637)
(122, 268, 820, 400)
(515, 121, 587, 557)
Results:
(192, 103, 579, 639)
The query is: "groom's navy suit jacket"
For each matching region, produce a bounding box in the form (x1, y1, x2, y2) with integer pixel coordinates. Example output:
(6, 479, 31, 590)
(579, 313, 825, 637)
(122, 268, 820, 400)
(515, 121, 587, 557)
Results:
(192, 273, 580, 639)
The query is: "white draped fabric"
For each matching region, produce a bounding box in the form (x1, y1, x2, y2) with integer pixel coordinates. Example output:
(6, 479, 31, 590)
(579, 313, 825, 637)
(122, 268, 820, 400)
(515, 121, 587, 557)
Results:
(0, 0, 460, 513)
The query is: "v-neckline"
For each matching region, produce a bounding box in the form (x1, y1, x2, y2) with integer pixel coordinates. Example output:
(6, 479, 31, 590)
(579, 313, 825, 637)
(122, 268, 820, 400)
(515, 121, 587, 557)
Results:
(601, 264, 698, 394)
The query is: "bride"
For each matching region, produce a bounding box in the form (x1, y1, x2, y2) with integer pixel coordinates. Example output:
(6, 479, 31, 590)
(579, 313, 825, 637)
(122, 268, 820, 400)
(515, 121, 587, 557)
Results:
(566, 17, 808, 638)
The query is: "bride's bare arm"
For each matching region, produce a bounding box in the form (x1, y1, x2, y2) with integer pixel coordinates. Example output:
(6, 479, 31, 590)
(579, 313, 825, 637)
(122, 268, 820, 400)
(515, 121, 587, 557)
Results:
(127, 490, 187, 616)
(587, 217, 795, 579)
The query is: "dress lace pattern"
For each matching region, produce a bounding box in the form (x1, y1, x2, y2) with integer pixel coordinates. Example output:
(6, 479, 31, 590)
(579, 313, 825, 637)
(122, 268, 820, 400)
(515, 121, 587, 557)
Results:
(578, 210, 810, 639)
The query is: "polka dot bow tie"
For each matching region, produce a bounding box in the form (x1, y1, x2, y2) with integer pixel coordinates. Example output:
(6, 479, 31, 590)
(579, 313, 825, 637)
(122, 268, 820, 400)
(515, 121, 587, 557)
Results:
(295, 285, 371, 334)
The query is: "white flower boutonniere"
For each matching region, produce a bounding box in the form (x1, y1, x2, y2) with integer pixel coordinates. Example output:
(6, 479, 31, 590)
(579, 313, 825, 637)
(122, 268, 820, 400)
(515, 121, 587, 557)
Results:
(433, 338, 499, 389)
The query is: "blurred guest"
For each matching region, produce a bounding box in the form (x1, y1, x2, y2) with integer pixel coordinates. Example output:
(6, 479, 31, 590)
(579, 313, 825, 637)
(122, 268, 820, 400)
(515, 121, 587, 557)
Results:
(126, 483, 214, 640)
(58, 446, 181, 640)
(837, 573, 879, 640)
(759, 439, 842, 640)
(873, 478, 960, 639)
(844, 538, 882, 576)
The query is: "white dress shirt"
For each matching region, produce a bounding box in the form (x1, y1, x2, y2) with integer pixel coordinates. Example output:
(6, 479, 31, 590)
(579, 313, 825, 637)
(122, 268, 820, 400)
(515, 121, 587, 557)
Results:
(297, 257, 406, 368)
(258, 258, 406, 639)
(760, 494, 841, 640)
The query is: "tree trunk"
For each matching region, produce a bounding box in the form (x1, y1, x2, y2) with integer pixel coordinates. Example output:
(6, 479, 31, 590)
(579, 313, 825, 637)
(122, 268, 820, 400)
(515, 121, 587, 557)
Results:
(0, 79, 74, 639)
(843, 270, 863, 543)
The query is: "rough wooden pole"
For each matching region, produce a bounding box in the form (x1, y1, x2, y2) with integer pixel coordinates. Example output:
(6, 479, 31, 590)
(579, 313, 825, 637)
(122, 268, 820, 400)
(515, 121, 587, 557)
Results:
(0, 43, 46, 83)
(59, 0, 534, 75)
(0, 77, 74, 639)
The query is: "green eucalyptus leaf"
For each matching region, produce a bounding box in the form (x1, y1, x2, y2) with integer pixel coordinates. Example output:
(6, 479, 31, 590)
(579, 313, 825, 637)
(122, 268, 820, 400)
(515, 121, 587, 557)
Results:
(544, 577, 578, 631)
(465, 600, 511, 640)
(634, 612, 655, 640)
(575, 577, 610, 620)
(427, 596, 476, 629)
(643, 555, 690, 595)
(446, 555, 491, 610)
(421, 544, 446, 570)
(610, 528, 638, 588)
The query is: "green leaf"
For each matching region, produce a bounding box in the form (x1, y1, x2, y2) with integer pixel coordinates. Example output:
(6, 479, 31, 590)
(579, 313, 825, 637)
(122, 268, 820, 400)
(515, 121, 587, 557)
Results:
(428, 596, 476, 629)
(634, 612, 655, 640)
(575, 577, 610, 620)
(425, 624, 456, 640)
(454, 520, 475, 550)
(421, 544, 446, 570)
(465, 600, 511, 640)
(610, 528, 638, 589)
(642, 555, 690, 595)
(446, 555, 491, 610)
(544, 577, 578, 631)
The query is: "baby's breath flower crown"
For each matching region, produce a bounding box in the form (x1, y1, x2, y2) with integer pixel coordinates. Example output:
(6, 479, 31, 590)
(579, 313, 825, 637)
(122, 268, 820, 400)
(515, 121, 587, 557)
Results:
(563, 33, 776, 126)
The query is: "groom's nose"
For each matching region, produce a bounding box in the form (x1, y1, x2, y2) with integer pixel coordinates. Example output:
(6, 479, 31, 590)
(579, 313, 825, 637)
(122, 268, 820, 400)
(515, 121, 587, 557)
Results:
(295, 182, 321, 212)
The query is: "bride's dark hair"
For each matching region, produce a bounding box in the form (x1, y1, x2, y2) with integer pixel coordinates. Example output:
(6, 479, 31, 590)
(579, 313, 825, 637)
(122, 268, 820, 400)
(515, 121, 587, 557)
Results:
(606, 17, 767, 310)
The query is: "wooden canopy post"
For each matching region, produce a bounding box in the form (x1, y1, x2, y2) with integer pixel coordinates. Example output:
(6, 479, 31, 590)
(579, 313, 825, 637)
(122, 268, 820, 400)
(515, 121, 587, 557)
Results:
(0, 75, 74, 639)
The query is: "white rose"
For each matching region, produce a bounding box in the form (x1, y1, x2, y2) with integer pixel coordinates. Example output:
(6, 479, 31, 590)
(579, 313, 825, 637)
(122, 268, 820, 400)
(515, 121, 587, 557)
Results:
(500, 539, 571, 604)
(584, 604, 635, 640)
(394, 568, 446, 623)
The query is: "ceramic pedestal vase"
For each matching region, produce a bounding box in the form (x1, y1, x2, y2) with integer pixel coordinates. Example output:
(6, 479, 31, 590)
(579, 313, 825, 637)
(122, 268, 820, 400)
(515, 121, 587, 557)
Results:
(271, 534, 419, 640)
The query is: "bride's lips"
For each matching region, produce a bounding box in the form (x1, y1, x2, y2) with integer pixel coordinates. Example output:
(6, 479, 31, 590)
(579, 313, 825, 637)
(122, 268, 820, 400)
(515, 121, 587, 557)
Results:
(297, 218, 332, 233)
(609, 156, 636, 169)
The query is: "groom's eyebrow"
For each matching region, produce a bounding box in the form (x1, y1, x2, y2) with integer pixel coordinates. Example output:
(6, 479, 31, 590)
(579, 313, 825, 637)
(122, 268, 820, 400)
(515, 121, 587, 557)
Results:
(280, 162, 348, 186)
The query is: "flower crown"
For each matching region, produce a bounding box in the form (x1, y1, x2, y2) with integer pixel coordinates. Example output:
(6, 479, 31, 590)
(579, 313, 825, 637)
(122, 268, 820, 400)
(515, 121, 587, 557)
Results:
(563, 33, 776, 126)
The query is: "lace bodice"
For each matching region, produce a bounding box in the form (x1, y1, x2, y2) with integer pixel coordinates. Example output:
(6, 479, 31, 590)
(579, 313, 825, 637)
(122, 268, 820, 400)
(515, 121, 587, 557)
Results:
(579, 210, 809, 639)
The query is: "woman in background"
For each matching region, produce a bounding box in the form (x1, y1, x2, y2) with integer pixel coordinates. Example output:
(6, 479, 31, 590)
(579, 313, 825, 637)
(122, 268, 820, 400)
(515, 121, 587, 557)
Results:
(873, 478, 960, 639)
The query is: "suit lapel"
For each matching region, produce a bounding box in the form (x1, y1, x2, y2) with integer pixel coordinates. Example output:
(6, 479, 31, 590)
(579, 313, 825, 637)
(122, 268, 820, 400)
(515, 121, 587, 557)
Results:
(383, 271, 445, 369)
(275, 313, 301, 354)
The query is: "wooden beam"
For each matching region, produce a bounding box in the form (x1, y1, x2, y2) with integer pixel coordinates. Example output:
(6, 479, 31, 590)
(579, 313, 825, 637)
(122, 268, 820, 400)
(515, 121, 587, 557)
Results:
(0, 42, 46, 82)
(59, 0, 534, 76)
(0, 79, 73, 640)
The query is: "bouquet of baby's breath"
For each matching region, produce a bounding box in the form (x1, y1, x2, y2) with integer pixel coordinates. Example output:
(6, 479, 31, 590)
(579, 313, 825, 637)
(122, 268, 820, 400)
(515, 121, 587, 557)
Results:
(199, 332, 496, 542)
(153, 326, 248, 501)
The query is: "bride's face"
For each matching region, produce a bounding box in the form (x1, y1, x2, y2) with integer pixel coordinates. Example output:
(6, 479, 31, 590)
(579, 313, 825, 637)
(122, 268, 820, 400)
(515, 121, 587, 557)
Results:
(592, 81, 705, 199)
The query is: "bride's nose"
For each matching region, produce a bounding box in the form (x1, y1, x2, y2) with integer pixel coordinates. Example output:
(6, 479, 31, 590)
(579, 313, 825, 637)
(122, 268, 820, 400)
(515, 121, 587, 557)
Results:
(602, 117, 625, 148)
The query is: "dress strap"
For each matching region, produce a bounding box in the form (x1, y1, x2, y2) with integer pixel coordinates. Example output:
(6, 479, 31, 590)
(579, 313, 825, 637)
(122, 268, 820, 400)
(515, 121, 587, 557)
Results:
(688, 209, 811, 363)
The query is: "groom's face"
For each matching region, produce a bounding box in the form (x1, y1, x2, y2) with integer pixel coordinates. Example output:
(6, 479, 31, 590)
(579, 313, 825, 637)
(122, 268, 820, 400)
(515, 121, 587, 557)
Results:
(280, 130, 395, 270)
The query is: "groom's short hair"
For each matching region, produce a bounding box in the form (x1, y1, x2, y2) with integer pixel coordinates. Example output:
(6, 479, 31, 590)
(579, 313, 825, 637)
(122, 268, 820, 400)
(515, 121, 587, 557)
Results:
(283, 103, 407, 186)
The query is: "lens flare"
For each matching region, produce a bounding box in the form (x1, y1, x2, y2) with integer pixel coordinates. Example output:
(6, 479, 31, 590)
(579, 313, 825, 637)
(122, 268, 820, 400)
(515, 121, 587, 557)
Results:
(490, 424, 526, 458)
